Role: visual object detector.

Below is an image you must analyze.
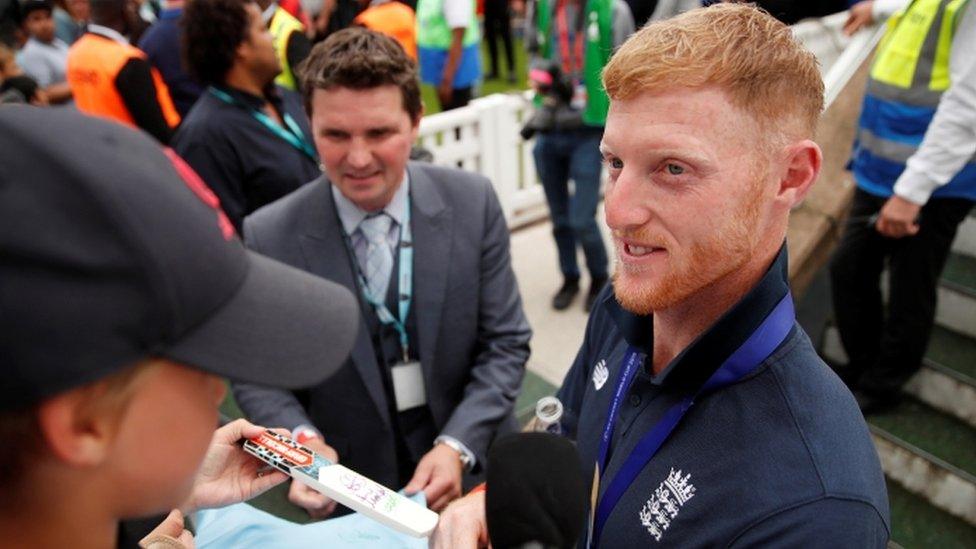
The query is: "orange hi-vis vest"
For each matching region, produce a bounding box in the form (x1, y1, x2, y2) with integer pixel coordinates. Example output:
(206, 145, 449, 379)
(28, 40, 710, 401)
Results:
(67, 33, 180, 129)
(354, 2, 418, 61)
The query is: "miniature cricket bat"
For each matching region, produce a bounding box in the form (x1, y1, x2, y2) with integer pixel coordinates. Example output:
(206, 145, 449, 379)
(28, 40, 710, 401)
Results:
(242, 429, 439, 538)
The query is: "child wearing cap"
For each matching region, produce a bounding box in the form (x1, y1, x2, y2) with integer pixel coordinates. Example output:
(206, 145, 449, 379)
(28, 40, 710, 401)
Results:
(0, 107, 358, 548)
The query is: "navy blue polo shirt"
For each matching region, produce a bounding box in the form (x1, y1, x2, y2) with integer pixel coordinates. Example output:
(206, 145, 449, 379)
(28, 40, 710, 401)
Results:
(557, 247, 890, 547)
(172, 85, 319, 233)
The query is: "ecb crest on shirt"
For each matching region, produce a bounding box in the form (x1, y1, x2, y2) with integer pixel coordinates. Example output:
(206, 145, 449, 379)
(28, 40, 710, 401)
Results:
(639, 468, 696, 542)
(592, 359, 609, 391)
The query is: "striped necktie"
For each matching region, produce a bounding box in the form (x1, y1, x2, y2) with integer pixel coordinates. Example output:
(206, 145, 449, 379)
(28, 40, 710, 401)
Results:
(358, 212, 394, 303)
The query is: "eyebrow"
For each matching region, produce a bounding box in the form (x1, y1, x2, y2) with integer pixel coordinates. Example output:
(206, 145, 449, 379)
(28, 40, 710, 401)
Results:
(599, 143, 712, 166)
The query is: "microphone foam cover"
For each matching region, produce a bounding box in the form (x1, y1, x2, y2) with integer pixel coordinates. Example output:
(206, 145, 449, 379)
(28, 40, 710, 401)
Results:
(486, 432, 586, 549)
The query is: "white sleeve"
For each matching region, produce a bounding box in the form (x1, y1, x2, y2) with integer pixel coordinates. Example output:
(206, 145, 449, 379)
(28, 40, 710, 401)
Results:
(893, 5, 976, 204)
(871, 0, 911, 21)
(444, 0, 473, 29)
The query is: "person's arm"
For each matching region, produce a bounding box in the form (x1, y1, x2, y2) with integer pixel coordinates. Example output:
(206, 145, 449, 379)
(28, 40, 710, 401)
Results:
(438, 0, 472, 106)
(405, 180, 530, 511)
(231, 218, 340, 518)
(728, 497, 889, 548)
(115, 57, 173, 144)
(435, 181, 532, 466)
(438, 27, 465, 107)
(876, 6, 976, 237)
(843, 0, 909, 36)
(43, 81, 72, 103)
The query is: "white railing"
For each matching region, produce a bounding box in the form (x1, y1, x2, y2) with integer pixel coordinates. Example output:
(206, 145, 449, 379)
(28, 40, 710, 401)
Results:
(418, 91, 547, 227)
(417, 12, 884, 229)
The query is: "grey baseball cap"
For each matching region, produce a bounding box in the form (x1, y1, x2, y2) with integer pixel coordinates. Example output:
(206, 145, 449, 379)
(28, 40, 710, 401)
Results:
(0, 107, 358, 410)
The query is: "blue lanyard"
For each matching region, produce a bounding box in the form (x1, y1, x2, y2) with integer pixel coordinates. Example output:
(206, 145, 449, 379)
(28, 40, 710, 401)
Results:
(350, 198, 414, 362)
(208, 87, 318, 162)
(588, 291, 795, 547)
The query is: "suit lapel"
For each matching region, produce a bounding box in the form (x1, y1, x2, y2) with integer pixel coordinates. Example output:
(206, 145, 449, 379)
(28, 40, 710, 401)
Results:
(408, 164, 452, 385)
(297, 177, 392, 429)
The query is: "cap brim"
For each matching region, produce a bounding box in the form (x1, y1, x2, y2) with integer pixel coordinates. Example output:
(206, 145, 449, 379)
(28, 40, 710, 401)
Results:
(164, 251, 359, 389)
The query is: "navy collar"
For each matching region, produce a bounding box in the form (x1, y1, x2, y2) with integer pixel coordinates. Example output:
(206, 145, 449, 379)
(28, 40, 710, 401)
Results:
(603, 244, 792, 393)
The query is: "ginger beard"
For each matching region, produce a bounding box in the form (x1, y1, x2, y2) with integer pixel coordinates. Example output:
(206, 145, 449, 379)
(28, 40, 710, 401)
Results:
(611, 166, 769, 315)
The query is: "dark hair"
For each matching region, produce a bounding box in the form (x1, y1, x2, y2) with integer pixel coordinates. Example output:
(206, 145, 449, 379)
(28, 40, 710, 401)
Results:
(299, 27, 422, 121)
(0, 75, 41, 102)
(20, 0, 54, 19)
(182, 0, 252, 85)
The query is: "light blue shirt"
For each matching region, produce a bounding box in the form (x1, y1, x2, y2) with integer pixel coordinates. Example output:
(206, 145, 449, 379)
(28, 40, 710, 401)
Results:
(331, 173, 409, 276)
(17, 37, 69, 88)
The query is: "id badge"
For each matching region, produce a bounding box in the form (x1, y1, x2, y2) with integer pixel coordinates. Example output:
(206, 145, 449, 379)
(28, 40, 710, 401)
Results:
(391, 361, 427, 411)
(571, 83, 588, 111)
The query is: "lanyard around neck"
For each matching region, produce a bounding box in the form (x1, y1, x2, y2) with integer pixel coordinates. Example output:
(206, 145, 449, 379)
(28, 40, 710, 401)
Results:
(208, 87, 318, 162)
(556, 0, 587, 78)
(588, 291, 796, 547)
(346, 196, 414, 362)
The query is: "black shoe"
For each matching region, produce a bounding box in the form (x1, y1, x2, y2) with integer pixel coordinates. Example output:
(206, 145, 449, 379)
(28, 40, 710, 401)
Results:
(486, 71, 499, 81)
(584, 276, 609, 312)
(854, 390, 901, 415)
(552, 278, 580, 310)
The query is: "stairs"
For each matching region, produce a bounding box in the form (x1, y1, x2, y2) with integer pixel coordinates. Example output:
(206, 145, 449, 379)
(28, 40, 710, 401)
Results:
(820, 209, 976, 546)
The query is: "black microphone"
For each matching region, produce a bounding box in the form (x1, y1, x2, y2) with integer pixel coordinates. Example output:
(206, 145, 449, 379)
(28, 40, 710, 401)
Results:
(486, 432, 587, 549)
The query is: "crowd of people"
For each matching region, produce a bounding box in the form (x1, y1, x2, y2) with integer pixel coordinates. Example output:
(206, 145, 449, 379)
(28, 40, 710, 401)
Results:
(1, 0, 973, 548)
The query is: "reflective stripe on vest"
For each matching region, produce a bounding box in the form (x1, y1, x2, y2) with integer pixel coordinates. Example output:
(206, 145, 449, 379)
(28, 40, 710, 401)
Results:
(535, 0, 613, 125)
(355, 2, 418, 60)
(415, 0, 479, 49)
(66, 33, 180, 129)
(270, 7, 305, 91)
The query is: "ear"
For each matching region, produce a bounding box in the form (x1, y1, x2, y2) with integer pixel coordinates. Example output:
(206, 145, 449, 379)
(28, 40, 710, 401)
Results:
(776, 139, 822, 208)
(35, 386, 122, 468)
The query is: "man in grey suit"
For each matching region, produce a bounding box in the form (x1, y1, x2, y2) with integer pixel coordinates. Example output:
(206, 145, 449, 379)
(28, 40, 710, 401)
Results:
(233, 28, 531, 517)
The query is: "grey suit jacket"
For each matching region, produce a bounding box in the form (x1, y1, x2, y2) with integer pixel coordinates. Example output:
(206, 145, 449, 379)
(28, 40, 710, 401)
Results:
(233, 162, 531, 485)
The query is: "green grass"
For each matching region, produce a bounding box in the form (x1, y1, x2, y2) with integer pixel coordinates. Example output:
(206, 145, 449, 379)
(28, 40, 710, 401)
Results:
(927, 325, 976, 381)
(868, 398, 976, 476)
(887, 478, 976, 548)
(421, 37, 530, 115)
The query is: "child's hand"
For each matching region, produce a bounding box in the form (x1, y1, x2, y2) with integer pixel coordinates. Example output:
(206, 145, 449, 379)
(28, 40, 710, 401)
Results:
(180, 419, 290, 513)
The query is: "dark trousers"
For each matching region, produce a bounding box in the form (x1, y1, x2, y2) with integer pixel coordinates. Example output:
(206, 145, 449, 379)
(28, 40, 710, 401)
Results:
(441, 86, 473, 111)
(484, 0, 514, 77)
(533, 128, 609, 280)
(830, 188, 973, 396)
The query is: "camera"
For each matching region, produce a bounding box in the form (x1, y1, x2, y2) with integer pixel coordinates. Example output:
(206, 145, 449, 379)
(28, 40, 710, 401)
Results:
(520, 60, 583, 140)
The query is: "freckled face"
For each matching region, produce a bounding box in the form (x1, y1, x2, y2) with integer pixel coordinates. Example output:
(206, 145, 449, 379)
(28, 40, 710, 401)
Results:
(602, 87, 773, 314)
(310, 85, 419, 212)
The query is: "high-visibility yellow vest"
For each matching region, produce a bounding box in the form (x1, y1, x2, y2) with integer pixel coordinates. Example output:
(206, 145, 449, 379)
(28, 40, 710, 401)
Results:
(851, 0, 976, 201)
(869, 0, 970, 105)
(270, 7, 305, 91)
